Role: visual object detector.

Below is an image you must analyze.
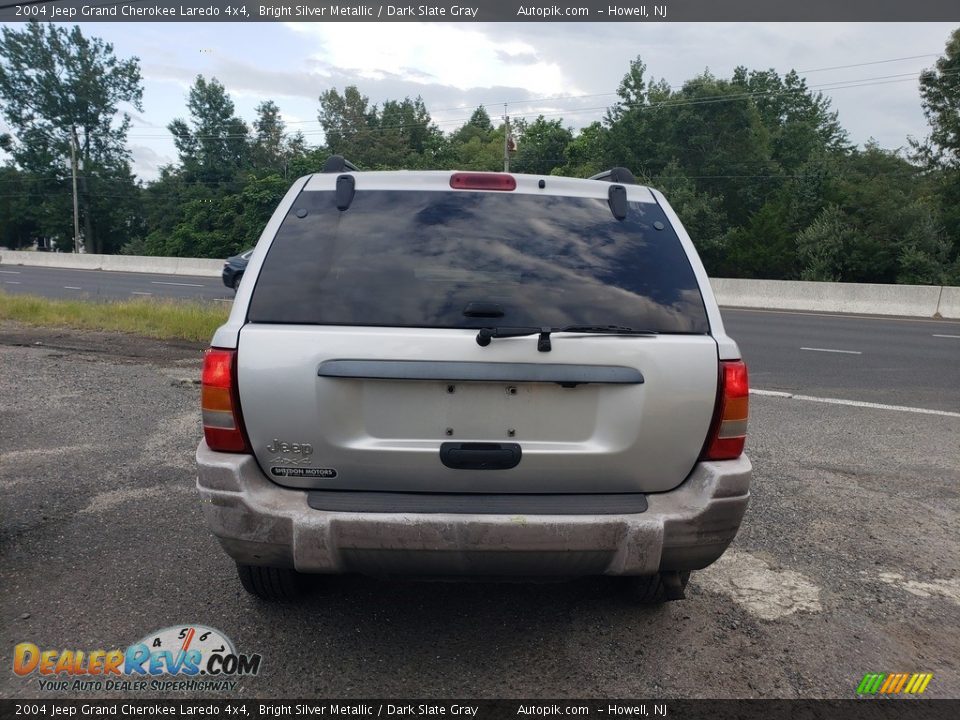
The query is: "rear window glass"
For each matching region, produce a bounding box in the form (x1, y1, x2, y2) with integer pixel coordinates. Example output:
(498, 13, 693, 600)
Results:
(248, 189, 709, 333)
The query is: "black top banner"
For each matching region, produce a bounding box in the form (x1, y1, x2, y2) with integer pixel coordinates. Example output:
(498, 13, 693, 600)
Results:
(0, 0, 958, 23)
(0, 700, 958, 720)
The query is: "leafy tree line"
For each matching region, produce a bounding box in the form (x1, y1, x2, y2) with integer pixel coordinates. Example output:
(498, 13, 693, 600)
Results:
(1, 21, 959, 285)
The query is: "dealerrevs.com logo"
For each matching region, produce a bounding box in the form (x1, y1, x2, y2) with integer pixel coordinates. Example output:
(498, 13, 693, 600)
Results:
(13, 625, 261, 692)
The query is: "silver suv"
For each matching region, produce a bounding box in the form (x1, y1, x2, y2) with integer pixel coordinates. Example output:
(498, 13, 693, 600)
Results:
(196, 157, 751, 602)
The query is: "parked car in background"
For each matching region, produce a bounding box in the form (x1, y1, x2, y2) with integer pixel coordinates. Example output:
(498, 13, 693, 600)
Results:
(196, 157, 751, 603)
(221, 249, 253, 291)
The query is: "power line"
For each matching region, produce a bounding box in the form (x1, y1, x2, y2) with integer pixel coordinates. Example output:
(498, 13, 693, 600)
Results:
(109, 62, 958, 142)
(271, 51, 948, 129)
(114, 67, 956, 143)
(796, 54, 942, 74)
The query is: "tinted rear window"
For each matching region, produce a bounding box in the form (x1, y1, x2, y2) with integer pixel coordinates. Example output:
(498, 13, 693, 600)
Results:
(248, 189, 709, 333)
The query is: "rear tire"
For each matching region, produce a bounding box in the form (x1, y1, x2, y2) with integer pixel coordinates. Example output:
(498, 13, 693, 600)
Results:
(624, 571, 690, 603)
(236, 563, 304, 601)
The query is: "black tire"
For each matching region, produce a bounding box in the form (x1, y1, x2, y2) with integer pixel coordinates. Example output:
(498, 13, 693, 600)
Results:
(624, 572, 690, 603)
(236, 563, 303, 601)
(231, 273, 243, 293)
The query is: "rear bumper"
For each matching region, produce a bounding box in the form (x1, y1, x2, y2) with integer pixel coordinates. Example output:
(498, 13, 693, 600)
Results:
(195, 442, 750, 577)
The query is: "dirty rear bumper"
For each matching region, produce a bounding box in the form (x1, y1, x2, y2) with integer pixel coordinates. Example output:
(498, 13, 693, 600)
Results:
(196, 442, 750, 577)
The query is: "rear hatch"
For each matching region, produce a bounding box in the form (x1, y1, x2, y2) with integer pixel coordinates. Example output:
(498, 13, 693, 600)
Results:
(237, 173, 718, 494)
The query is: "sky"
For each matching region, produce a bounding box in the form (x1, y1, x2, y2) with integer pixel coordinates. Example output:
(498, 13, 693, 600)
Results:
(2, 21, 958, 181)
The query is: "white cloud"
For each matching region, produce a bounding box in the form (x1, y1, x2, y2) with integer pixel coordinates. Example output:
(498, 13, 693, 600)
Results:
(5, 21, 954, 182)
(287, 22, 573, 96)
(129, 144, 174, 179)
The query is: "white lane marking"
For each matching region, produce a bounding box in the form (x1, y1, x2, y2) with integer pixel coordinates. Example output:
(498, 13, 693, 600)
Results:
(214, 298, 232, 302)
(131, 291, 152, 295)
(932, 334, 960, 339)
(722, 306, 960, 327)
(877, 572, 960, 606)
(63, 286, 81, 290)
(800, 346, 862, 355)
(695, 551, 822, 620)
(752, 388, 960, 419)
(0, 270, 21, 274)
(151, 281, 205, 287)
(5, 281, 21, 284)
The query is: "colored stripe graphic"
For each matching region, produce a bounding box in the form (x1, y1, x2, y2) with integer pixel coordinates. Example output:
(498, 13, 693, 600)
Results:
(893, 674, 909, 693)
(858, 672, 933, 695)
(857, 674, 886, 694)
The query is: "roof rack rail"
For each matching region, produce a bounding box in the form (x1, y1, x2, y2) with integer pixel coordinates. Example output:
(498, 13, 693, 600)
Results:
(589, 167, 636, 185)
(322, 155, 360, 173)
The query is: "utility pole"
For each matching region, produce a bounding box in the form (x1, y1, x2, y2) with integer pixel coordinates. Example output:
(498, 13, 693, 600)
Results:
(69, 130, 82, 254)
(503, 103, 510, 172)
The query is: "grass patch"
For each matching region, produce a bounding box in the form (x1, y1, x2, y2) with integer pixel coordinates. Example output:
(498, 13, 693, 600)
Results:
(0, 290, 230, 343)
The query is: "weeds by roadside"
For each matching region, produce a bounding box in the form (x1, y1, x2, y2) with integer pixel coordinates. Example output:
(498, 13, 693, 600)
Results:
(0, 291, 229, 343)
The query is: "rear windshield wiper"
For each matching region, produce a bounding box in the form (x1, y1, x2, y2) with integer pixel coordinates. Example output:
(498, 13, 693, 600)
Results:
(476, 325, 657, 352)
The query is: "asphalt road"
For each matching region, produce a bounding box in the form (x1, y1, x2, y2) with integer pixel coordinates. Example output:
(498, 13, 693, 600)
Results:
(1, 326, 958, 700)
(723, 308, 960, 413)
(0, 264, 232, 302)
(2, 264, 959, 413)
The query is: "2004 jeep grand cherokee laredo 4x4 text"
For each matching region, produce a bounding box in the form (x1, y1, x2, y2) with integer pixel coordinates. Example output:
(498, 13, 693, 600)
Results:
(196, 157, 751, 602)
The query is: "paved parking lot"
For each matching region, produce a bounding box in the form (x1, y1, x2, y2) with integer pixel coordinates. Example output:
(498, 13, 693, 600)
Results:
(1, 324, 958, 699)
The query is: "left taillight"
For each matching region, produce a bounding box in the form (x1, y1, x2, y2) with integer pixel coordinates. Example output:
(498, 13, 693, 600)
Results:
(201, 348, 251, 453)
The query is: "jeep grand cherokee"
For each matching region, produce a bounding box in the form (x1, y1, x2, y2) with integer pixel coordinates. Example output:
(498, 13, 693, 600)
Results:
(196, 157, 751, 602)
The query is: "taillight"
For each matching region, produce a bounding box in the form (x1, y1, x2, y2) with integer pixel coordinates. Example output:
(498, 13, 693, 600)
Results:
(201, 348, 251, 453)
(450, 172, 516, 191)
(701, 360, 749, 460)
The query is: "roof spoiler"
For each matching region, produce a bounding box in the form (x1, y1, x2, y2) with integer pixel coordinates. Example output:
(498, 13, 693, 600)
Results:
(589, 167, 636, 185)
(322, 155, 360, 173)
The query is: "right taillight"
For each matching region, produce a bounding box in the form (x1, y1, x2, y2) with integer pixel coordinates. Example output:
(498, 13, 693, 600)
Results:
(701, 360, 749, 460)
(201, 348, 251, 453)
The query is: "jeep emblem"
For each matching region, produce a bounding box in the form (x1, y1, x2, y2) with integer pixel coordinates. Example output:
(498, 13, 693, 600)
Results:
(266, 438, 314, 455)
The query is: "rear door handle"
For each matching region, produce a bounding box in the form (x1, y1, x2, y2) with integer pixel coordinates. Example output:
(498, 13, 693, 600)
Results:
(440, 442, 522, 470)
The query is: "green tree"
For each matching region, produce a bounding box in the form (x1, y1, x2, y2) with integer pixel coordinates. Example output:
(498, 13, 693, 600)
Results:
(796, 205, 857, 281)
(0, 165, 43, 249)
(647, 160, 728, 273)
(896, 207, 955, 285)
(446, 108, 505, 171)
(511, 116, 572, 175)
(913, 28, 960, 260)
(250, 100, 287, 175)
(169, 76, 249, 185)
(0, 21, 144, 253)
(555, 121, 609, 178)
(144, 174, 287, 259)
(317, 86, 379, 166)
(377, 96, 446, 168)
(732, 67, 848, 172)
(451, 106, 495, 144)
(722, 201, 797, 279)
(916, 28, 960, 168)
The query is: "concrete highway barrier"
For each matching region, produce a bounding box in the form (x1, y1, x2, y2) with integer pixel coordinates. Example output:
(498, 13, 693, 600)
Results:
(1, 250, 958, 319)
(709, 278, 954, 319)
(0, 250, 223, 277)
(936, 286, 960, 320)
